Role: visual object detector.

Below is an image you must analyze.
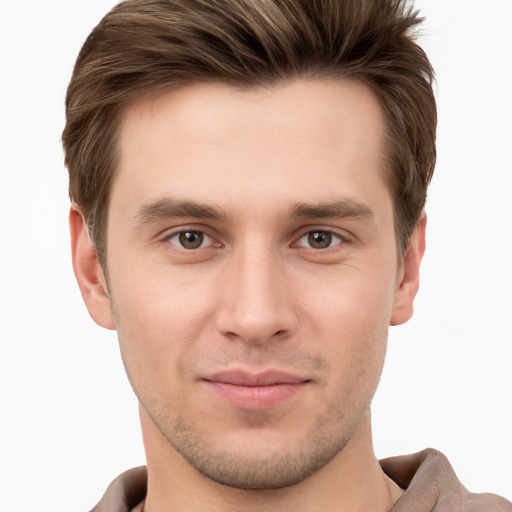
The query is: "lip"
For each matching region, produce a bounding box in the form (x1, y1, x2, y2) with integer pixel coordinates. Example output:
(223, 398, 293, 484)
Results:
(202, 370, 310, 411)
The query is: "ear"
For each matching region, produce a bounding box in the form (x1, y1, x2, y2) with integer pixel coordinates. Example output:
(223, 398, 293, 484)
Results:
(390, 215, 427, 326)
(69, 207, 115, 330)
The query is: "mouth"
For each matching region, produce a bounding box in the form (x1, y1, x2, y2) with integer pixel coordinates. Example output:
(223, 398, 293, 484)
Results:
(202, 370, 311, 411)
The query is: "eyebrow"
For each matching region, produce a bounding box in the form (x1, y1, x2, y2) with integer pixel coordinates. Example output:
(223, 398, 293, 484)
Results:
(134, 198, 228, 223)
(289, 198, 375, 221)
(134, 196, 374, 224)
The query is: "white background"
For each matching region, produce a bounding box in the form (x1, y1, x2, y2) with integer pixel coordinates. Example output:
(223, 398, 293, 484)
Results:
(0, 1, 511, 510)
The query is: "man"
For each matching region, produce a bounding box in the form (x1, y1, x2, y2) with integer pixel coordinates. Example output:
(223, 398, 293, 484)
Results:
(62, 0, 511, 510)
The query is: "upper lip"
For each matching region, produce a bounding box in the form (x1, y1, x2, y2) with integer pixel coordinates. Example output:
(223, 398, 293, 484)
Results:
(203, 370, 309, 386)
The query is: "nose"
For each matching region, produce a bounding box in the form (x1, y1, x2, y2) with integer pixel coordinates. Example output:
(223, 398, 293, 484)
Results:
(215, 244, 298, 345)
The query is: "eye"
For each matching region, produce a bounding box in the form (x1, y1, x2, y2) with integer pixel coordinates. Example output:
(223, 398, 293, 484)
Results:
(296, 230, 344, 249)
(168, 230, 213, 250)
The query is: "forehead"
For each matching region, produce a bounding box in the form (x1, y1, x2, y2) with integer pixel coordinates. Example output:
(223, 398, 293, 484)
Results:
(115, 79, 388, 213)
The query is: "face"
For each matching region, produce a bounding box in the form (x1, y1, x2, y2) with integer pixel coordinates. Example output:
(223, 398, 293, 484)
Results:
(72, 79, 424, 490)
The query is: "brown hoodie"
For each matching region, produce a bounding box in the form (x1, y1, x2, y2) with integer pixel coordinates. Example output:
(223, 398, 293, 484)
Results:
(90, 449, 511, 512)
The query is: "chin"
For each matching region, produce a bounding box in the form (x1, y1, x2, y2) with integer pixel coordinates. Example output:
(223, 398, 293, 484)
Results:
(180, 445, 343, 490)
(158, 409, 360, 490)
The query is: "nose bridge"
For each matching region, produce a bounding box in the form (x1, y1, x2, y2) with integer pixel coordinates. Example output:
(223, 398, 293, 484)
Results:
(216, 239, 296, 344)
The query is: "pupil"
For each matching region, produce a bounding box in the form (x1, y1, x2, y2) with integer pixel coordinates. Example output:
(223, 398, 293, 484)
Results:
(179, 231, 203, 249)
(308, 231, 332, 249)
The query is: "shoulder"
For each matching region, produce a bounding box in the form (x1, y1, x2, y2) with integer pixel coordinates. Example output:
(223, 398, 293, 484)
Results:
(381, 448, 511, 512)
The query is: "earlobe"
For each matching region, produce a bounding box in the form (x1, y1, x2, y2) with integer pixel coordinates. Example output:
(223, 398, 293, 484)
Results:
(390, 215, 427, 326)
(69, 207, 116, 330)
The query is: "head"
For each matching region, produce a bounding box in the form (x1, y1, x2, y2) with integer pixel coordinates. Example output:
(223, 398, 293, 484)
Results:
(64, 0, 435, 265)
(65, 0, 435, 493)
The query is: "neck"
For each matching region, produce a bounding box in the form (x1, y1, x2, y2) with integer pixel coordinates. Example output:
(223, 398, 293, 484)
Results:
(140, 406, 403, 512)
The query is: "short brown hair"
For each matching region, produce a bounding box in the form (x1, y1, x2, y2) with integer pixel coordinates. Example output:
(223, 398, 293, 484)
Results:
(63, 0, 436, 263)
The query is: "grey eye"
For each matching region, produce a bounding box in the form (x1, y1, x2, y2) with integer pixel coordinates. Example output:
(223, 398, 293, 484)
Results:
(170, 230, 212, 249)
(297, 230, 343, 249)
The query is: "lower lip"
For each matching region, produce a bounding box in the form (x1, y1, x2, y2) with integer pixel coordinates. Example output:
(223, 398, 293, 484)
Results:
(204, 381, 308, 411)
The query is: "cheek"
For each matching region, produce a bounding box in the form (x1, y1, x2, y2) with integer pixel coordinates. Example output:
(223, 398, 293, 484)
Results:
(304, 261, 397, 335)
(302, 266, 394, 401)
(107, 266, 216, 401)
(320, 309, 388, 422)
(110, 259, 215, 343)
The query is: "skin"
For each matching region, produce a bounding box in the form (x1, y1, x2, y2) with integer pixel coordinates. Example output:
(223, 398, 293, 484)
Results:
(71, 79, 426, 512)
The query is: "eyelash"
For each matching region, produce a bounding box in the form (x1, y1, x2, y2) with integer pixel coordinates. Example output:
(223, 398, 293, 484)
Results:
(294, 230, 345, 250)
(165, 229, 220, 251)
(163, 227, 347, 252)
